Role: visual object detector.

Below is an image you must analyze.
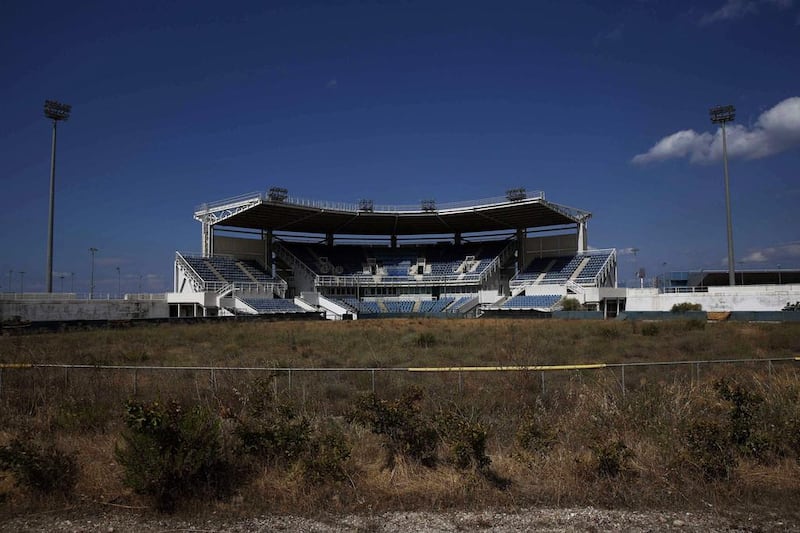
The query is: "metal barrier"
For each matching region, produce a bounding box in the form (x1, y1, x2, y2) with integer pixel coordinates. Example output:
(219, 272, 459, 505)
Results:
(0, 357, 796, 398)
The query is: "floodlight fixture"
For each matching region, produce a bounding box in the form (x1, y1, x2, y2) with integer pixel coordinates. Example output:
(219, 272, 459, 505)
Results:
(421, 199, 437, 212)
(358, 199, 374, 212)
(709, 103, 736, 286)
(44, 99, 72, 293)
(44, 100, 72, 122)
(709, 105, 735, 124)
(267, 187, 288, 202)
(506, 188, 527, 202)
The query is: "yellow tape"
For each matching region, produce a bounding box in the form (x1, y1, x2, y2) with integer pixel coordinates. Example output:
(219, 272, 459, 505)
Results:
(408, 363, 607, 372)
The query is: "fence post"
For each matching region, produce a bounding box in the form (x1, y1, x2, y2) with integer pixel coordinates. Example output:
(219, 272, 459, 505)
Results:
(541, 371, 545, 395)
(768, 360, 773, 378)
(696, 363, 700, 384)
(211, 368, 217, 392)
(288, 369, 292, 391)
(64, 367, 69, 390)
(459, 371, 463, 394)
(133, 369, 138, 396)
(371, 369, 375, 393)
(621, 365, 625, 397)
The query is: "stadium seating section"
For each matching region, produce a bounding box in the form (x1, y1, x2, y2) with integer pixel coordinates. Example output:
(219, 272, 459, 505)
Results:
(238, 297, 306, 314)
(503, 294, 562, 309)
(184, 256, 276, 285)
(330, 296, 473, 315)
(512, 251, 613, 286)
(282, 241, 507, 281)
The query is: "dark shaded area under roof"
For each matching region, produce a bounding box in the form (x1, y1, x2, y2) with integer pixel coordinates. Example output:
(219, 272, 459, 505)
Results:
(202, 198, 587, 236)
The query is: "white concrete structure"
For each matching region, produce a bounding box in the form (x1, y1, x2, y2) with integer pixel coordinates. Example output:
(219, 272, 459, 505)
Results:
(624, 284, 800, 312)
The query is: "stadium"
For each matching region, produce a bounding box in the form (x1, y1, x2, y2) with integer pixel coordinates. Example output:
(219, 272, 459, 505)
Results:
(164, 186, 800, 322)
(170, 187, 619, 320)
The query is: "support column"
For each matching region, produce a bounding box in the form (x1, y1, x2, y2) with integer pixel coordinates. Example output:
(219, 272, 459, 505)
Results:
(264, 230, 273, 274)
(391, 235, 397, 248)
(516, 228, 526, 273)
(454, 232, 462, 246)
(201, 220, 212, 258)
(326, 233, 334, 247)
(577, 221, 587, 253)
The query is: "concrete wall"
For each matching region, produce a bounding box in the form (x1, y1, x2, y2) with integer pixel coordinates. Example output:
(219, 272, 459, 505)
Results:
(1, 297, 169, 322)
(625, 284, 800, 312)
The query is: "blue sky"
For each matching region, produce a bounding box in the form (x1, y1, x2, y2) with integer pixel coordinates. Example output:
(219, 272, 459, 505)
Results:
(2, 0, 799, 294)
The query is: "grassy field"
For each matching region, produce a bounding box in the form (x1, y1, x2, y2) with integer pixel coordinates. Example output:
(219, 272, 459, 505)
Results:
(1, 318, 799, 518)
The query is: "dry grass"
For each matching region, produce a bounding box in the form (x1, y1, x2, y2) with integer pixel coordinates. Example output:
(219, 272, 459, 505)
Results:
(1, 318, 799, 518)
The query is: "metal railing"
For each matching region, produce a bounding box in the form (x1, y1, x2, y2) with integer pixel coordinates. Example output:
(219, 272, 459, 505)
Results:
(195, 190, 547, 217)
(1, 357, 796, 397)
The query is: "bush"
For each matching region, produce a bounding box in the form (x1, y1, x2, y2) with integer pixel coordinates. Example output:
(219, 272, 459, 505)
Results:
(683, 419, 737, 481)
(235, 402, 311, 468)
(348, 386, 438, 468)
(436, 409, 491, 470)
(297, 427, 351, 484)
(590, 439, 634, 479)
(0, 437, 78, 494)
(115, 400, 238, 512)
(232, 380, 351, 484)
(515, 411, 555, 458)
(714, 378, 769, 459)
(561, 298, 582, 311)
(671, 302, 702, 313)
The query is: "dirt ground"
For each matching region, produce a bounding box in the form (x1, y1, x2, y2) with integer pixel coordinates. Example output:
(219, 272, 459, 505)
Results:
(2, 507, 798, 532)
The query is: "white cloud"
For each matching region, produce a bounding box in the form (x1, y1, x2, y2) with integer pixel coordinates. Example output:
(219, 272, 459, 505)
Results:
(741, 242, 800, 263)
(632, 97, 800, 165)
(701, 0, 793, 24)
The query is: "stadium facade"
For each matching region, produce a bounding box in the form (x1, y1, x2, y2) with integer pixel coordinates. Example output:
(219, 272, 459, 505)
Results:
(171, 187, 623, 319)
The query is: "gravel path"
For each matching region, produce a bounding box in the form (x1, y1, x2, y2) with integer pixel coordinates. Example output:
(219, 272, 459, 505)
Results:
(2, 507, 798, 532)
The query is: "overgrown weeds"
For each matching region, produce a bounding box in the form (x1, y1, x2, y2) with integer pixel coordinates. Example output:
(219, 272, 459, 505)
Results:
(0, 436, 77, 495)
(1, 320, 800, 515)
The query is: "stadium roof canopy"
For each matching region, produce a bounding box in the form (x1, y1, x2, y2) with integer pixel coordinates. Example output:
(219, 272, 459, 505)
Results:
(194, 190, 591, 236)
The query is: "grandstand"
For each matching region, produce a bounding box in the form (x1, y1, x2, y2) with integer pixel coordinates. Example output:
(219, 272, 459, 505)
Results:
(171, 188, 619, 318)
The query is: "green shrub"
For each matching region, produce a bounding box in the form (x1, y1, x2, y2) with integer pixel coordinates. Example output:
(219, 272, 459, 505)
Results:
(515, 411, 555, 458)
(561, 298, 582, 311)
(590, 439, 634, 479)
(297, 427, 351, 484)
(671, 302, 702, 313)
(683, 419, 737, 480)
(232, 380, 351, 484)
(348, 386, 438, 468)
(235, 402, 311, 468)
(0, 437, 78, 494)
(435, 409, 491, 470)
(115, 400, 238, 512)
(714, 378, 769, 459)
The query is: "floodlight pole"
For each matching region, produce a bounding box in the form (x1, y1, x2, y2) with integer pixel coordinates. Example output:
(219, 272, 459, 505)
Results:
(710, 104, 736, 286)
(44, 100, 72, 293)
(89, 247, 98, 299)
